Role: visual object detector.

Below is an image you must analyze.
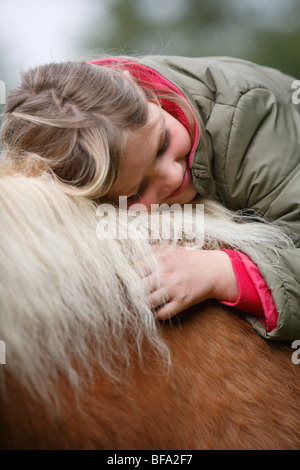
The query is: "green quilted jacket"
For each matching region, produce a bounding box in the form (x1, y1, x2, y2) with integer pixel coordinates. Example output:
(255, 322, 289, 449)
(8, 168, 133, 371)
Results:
(136, 55, 300, 341)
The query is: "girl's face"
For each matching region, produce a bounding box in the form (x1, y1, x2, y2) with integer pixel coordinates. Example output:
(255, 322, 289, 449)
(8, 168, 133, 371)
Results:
(110, 102, 197, 210)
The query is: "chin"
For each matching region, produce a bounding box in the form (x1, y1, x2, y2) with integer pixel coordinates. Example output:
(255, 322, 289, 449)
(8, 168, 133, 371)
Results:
(168, 186, 198, 205)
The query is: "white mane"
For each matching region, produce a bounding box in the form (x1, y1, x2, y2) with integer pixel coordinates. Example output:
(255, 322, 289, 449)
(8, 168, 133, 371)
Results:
(0, 171, 293, 403)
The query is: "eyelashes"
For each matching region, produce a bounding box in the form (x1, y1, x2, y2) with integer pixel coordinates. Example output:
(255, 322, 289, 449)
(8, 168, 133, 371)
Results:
(127, 191, 142, 203)
(127, 180, 146, 203)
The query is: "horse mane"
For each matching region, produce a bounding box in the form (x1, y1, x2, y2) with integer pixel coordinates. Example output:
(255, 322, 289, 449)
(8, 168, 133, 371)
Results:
(0, 165, 299, 450)
(0, 170, 170, 401)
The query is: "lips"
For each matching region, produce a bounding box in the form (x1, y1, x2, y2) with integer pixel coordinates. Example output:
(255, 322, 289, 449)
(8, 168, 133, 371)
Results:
(166, 165, 191, 200)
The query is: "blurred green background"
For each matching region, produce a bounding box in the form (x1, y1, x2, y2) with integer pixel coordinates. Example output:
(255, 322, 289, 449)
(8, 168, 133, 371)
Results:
(86, 0, 300, 78)
(1, 0, 299, 151)
(0, 0, 299, 91)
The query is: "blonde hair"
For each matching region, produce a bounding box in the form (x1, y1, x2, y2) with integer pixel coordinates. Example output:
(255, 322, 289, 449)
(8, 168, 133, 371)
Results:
(1, 59, 199, 201)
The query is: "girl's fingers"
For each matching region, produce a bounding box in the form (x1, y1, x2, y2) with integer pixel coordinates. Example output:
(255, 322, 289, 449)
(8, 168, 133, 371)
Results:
(148, 287, 168, 310)
(154, 300, 181, 320)
(142, 271, 161, 294)
(148, 287, 183, 320)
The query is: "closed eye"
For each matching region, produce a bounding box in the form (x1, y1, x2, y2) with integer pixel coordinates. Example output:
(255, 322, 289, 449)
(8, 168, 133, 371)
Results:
(127, 180, 147, 203)
(127, 192, 142, 203)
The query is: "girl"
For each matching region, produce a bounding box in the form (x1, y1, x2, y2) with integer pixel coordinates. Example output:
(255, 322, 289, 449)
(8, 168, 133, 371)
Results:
(1, 55, 300, 341)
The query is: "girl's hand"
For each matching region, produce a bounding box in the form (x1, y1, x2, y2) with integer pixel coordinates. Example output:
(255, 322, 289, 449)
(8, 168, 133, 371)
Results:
(145, 247, 239, 320)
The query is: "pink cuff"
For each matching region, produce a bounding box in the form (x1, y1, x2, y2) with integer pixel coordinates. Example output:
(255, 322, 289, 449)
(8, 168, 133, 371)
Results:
(219, 249, 278, 332)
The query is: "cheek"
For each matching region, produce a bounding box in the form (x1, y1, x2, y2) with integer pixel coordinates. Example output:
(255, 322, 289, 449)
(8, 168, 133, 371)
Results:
(173, 122, 192, 156)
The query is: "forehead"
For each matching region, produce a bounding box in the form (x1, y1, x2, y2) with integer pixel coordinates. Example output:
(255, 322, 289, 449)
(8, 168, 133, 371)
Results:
(110, 102, 163, 197)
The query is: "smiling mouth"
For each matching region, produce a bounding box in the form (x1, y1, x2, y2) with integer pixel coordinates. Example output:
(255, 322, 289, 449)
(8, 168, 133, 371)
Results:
(166, 164, 191, 200)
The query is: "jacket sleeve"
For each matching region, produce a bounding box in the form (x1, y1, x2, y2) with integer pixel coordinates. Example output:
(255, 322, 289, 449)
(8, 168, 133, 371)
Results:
(224, 82, 300, 341)
(143, 56, 300, 340)
(220, 249, 278, 333)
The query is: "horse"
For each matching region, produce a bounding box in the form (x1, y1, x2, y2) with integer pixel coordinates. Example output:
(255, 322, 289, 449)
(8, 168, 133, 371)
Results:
(0, 168, 299, 450)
